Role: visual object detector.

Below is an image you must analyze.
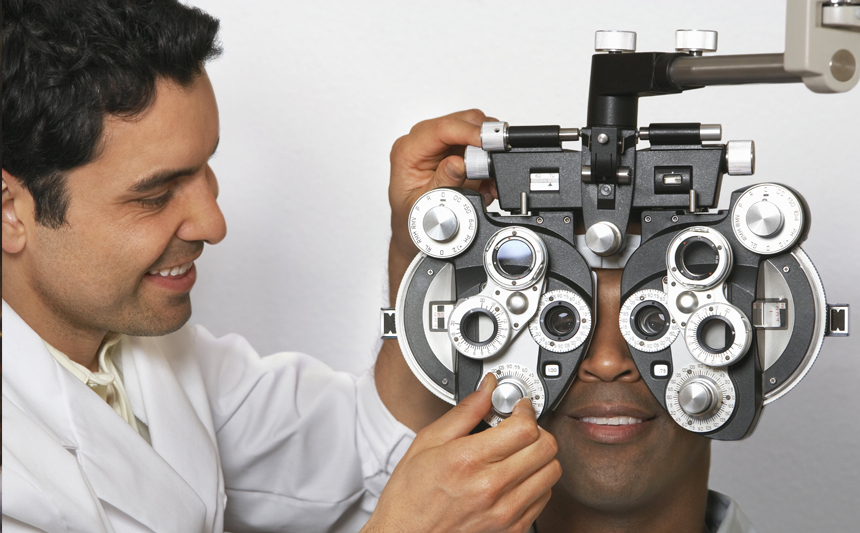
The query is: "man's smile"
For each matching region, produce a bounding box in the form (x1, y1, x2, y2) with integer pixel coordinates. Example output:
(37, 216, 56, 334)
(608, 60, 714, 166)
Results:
(566, 401, 658, 444)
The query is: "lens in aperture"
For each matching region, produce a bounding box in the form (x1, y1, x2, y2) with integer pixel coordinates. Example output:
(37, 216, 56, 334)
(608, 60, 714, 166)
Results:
(630, 301, 671, 341)
(540, 302, 580, 341)
(494, 238, 534, 279)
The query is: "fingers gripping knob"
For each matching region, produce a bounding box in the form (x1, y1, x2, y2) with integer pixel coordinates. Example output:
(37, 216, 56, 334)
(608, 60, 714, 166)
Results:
(464, 145, 491, 180)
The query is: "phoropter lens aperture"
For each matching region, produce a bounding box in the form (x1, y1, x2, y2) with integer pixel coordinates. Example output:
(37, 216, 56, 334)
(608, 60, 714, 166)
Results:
(696, 315, 736, 354)
(494, 238, 534, 279)
(540, 302, 580, 341)
(460, 308, 499, 347)
(630, 301, 671, 341)
(675, 236, 719, 281)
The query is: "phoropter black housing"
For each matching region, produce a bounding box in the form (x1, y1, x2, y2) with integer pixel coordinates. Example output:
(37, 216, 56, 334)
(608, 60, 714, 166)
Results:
(382, 1, 857, 440)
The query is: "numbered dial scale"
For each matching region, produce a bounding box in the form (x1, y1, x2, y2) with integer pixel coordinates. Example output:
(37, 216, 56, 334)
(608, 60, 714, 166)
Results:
(485, 363, 547, 427)
(409, 189, 479, 258)
(731, 183, 805, 255)
(666, 363, 737, 433)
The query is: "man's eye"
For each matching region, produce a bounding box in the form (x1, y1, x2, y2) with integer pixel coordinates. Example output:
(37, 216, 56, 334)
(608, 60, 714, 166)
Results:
(137, 189, 175, 208)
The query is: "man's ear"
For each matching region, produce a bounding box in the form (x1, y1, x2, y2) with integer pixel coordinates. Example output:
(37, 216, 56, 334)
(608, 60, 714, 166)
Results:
(2, 169, 30, 254)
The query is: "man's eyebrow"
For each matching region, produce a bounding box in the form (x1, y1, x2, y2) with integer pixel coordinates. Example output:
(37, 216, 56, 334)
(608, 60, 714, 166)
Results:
(130, 137, 220, 193)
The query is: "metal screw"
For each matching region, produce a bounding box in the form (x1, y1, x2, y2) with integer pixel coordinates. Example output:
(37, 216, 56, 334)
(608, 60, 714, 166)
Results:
(640, 295, 645, 301)
(707, 294, 712, 299)
(671, 282, 677, 287)
(717, 245, 722, 250)
(442, 378, 449, 385)
(600, 184, 612, 196)
(514, 323, 519, 328)
(536, 216, 544, 224)
(454, 337, 459, 342)
(663, 276, 668, 284)
(672, 215, 679, 222)
(533, 286, 538, 291)
(783, 266, 790, 273)
(769, 377, 777, 385)
(709, 306, 714, 311)
(550, 341, 555, 346)
(512, 281, 517, 286)
(512, 231, 518, 236)
(582, 318, 587, 323)
(681, 321, 687, 327)
(427, 269, 434, 275)
(549, 296, 555, 301)
(495, 307, 500, 312)
(597, 133, 610, 144)
(640, 341, 645, 346)
(496, 290, 501, 295)
(564, 216, 571, 224)
(644, 215, 652, 223)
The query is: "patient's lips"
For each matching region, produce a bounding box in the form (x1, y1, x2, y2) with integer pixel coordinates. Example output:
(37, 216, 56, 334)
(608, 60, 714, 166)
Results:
(568, 403, 657, 444)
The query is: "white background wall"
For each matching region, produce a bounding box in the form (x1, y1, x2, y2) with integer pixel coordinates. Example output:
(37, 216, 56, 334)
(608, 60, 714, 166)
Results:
(188, 0, 859, 529)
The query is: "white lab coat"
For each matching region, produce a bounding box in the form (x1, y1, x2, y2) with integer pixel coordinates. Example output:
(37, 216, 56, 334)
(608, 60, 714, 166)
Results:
(1, 300, 415, 532)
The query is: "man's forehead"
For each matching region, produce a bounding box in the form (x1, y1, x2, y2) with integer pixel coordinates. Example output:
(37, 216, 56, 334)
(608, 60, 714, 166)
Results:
(70, 74, 220, 192)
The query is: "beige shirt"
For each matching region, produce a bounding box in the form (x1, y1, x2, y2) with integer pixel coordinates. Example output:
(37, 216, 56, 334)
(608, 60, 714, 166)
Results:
(44, 334, 151, 444)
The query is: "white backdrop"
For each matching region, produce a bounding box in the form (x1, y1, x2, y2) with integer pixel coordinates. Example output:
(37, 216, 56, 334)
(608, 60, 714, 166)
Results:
(187, 1, 859, 530)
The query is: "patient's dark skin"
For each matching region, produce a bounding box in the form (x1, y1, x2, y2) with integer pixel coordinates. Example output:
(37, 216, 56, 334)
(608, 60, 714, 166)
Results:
(536, 269, 711, 533)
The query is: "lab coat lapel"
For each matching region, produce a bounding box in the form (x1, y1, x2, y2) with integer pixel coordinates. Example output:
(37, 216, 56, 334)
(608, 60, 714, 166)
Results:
(2, 302, 214, 532)
(121, 333, 224, 533)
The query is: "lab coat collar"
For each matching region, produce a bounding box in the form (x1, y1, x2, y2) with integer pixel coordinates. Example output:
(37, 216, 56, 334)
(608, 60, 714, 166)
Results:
(2, 300, 221, 532)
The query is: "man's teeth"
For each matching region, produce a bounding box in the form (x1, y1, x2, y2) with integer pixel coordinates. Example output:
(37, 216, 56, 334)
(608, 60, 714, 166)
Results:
(581, 416, 643, 426)
(148, 261, 193, 277)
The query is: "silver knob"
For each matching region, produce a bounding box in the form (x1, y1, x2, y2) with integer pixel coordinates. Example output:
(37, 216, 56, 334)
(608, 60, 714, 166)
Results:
(423, 206, 459, 242)
(464, 145, 491, 180)
(492, 378, 527, 415)
(726, 140, 755, 176)
(595, 30, 637, 53)
(675, 30, 718, 55)
(481, 121, 508, 152)
(585, 221, 623, 257)
(746, 201, 784, 237)
(678, 377, 722, 418)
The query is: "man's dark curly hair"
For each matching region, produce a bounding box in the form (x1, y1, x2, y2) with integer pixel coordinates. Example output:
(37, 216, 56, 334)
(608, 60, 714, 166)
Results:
(2, 0, 222, 228)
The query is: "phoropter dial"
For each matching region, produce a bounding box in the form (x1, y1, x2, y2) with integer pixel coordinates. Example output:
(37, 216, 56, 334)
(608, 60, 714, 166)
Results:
(667, 227, 733, 291)
(484, 363, 546, 427)
(529, 290, 592, 353)
(666, 363, 737, 433)
(448, 296, 511, 359)
(408, 189, 478, 258)
(620, 289, 681, 352)
(731, 183, 805, 255)
(684, 303, 752, 367)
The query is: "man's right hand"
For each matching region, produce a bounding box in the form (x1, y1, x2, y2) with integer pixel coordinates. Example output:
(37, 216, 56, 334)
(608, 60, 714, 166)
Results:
(362, 374, 561, 533)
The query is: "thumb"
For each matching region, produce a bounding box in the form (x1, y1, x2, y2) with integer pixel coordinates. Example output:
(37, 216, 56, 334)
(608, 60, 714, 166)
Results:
(420, 373, 496, 446)
(431, 155, 467, 190)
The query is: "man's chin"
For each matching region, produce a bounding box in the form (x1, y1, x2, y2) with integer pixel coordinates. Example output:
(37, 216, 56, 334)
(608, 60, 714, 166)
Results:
(120, 296, 192, 337)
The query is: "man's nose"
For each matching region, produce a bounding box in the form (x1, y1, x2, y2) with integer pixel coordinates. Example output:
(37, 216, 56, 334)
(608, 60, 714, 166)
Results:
(576, 269, 641, 383)
(176, 165, 227, 244)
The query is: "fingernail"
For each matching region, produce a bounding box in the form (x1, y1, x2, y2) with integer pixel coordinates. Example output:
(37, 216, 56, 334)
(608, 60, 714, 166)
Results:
(512, 398, 534, 415)
(478, 373, 492, 391)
